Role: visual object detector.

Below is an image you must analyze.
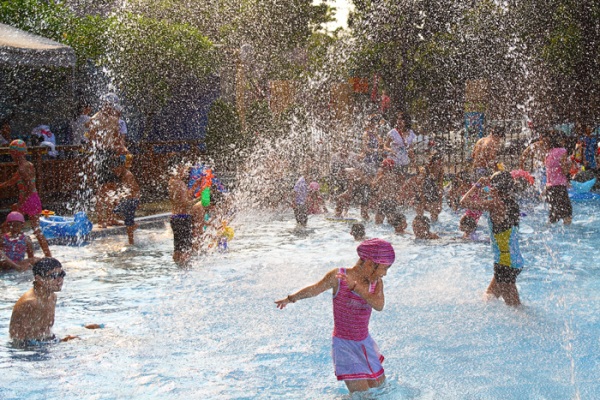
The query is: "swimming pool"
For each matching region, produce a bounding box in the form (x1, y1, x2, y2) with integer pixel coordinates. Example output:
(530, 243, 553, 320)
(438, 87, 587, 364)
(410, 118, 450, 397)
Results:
(1, 201, 600, 399)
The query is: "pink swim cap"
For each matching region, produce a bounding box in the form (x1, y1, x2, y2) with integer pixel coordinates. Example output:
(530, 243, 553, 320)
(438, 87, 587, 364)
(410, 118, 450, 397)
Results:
(357, 238, 395, 265)
(309, 181, 320, 191)
(6, 211, 25, 223)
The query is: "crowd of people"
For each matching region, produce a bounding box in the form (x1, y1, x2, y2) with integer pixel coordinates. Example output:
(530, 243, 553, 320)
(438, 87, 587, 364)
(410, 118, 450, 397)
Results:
(1, 98, 599, 394)
(282, 112, 599, 392)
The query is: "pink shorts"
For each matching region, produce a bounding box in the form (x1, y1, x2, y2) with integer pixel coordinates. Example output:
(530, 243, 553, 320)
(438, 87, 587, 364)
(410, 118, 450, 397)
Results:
(332, 334, 385, 381)
(19, 192, 43, 216)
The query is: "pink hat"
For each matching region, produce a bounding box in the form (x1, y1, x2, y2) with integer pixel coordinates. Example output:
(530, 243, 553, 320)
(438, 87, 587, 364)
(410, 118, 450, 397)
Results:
(308, 181, 320, 191)
(357, 238, 395, 265)
(6, 211, 25, 223)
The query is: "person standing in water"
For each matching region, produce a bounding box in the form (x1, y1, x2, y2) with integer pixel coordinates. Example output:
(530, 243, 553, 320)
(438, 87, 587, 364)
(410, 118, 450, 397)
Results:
(168, 161, 203, 265)
(275, 238, 395, 393)
(0, 140, 51, 257)
(460, 171, 524, 306)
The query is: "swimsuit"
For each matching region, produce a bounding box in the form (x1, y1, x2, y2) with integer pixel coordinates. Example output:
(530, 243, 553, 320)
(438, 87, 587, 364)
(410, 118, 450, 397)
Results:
(113, 199, 140, 227)
(331, 268, 384, 381)
(3, 233, 27, 262)
(488, 197, 523, 284)
(16, 175, 42, 216)
(170, 214, 193, 253)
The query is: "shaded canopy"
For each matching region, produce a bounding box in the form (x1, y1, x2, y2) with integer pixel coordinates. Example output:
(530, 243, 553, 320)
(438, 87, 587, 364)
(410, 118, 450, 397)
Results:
(0, 23, 75, 68)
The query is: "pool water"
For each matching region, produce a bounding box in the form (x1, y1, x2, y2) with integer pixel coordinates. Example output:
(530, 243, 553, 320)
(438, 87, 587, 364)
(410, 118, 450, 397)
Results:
(1, 201, 600, 399)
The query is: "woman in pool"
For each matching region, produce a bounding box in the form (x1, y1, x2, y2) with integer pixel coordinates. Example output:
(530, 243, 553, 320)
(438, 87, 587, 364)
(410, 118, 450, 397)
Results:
(275, 238, 395, 393)
(460, 171, 524, 306)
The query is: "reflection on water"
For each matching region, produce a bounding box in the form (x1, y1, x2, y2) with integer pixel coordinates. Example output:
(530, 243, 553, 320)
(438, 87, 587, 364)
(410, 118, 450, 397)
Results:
(1, 202, 600, 398)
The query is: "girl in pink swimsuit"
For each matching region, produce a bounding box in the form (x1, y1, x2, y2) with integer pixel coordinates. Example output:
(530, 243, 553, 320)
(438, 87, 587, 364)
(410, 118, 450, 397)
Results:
(275, 238, 395, 393)
(0, 140, 51, 257)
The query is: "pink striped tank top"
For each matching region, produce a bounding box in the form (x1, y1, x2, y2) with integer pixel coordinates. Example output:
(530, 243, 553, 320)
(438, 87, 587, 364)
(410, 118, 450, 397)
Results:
(332, 268, 377, 341)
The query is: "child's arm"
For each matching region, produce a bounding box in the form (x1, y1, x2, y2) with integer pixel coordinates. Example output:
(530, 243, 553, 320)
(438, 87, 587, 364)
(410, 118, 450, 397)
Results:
(341, 274, 385, 311)
(460, 177, 494, 211)
(0, 250, 21, 271)
(25, 237, 35, 259)
(275, 269, 338, 309)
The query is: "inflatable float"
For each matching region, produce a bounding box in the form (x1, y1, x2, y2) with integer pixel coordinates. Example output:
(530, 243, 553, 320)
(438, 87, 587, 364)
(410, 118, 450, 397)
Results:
(40, 211, 93, 240)
(568, 178, 600, 201)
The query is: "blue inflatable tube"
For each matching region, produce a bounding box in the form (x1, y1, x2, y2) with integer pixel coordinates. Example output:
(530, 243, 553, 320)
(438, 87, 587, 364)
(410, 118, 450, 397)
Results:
(568, 190, 600, 202)
(570, 178, 596, 193)
(40, 211, 93, 240)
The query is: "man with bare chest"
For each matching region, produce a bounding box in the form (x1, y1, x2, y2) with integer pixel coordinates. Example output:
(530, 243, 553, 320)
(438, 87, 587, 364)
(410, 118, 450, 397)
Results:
(472, 127, 505, 178)
(9, 258, 76, 344)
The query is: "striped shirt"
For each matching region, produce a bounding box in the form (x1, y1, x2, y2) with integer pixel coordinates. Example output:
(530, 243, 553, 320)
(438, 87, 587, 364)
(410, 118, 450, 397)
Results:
(332, 268, 377, 341)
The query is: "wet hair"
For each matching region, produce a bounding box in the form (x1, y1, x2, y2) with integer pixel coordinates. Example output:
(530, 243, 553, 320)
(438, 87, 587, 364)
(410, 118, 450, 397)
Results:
(490, 171, 514, 194)
(32, 257, 63, 277)
(389, 213, 406, 228)
(459, 215, 477, 234)
(350, 223, 365, 240)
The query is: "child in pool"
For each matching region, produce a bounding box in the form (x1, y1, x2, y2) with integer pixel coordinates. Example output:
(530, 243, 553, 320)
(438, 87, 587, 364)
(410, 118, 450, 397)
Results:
(412, 215, 440, 239)
(460, 171, 524, 307)
(389, 212, 408, 234)
(307, 181, 328, 214)
(112, 156, 140, 245)
(9, 258, 80, 345)
(350, 223, 366, 241)
(168, 160, 203, 265)
(545, 132, 572, 225)
(1, 211, 38, 272)
(275, 238, 395, 393)
(291, 175, 308, 227)
(0, 140, 51, 257)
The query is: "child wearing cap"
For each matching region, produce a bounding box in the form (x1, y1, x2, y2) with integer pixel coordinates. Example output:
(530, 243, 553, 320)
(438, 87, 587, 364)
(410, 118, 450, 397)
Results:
(1, 211, 37, 271)
(0, 140, 51, 257)
(275, 238, 395, 393)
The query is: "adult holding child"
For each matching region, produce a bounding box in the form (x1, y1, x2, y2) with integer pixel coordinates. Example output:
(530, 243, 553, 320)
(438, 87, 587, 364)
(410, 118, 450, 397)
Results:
(275, 238, 395, 393)
(460, 171, 524, 306)
(0, 140, 52, 257)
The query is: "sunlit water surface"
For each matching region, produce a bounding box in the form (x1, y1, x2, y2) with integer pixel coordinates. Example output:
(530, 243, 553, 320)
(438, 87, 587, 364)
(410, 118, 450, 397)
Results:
(1, 201, 600, 399)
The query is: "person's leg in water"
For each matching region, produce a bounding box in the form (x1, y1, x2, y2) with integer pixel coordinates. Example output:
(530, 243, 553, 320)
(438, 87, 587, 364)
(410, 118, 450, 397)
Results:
(28, 215, 51, 257)
(489, 265, 521, 306)
(344, 375, 386, 393)
(499, 282, 521, 306)
(486, 276, 502, 299)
